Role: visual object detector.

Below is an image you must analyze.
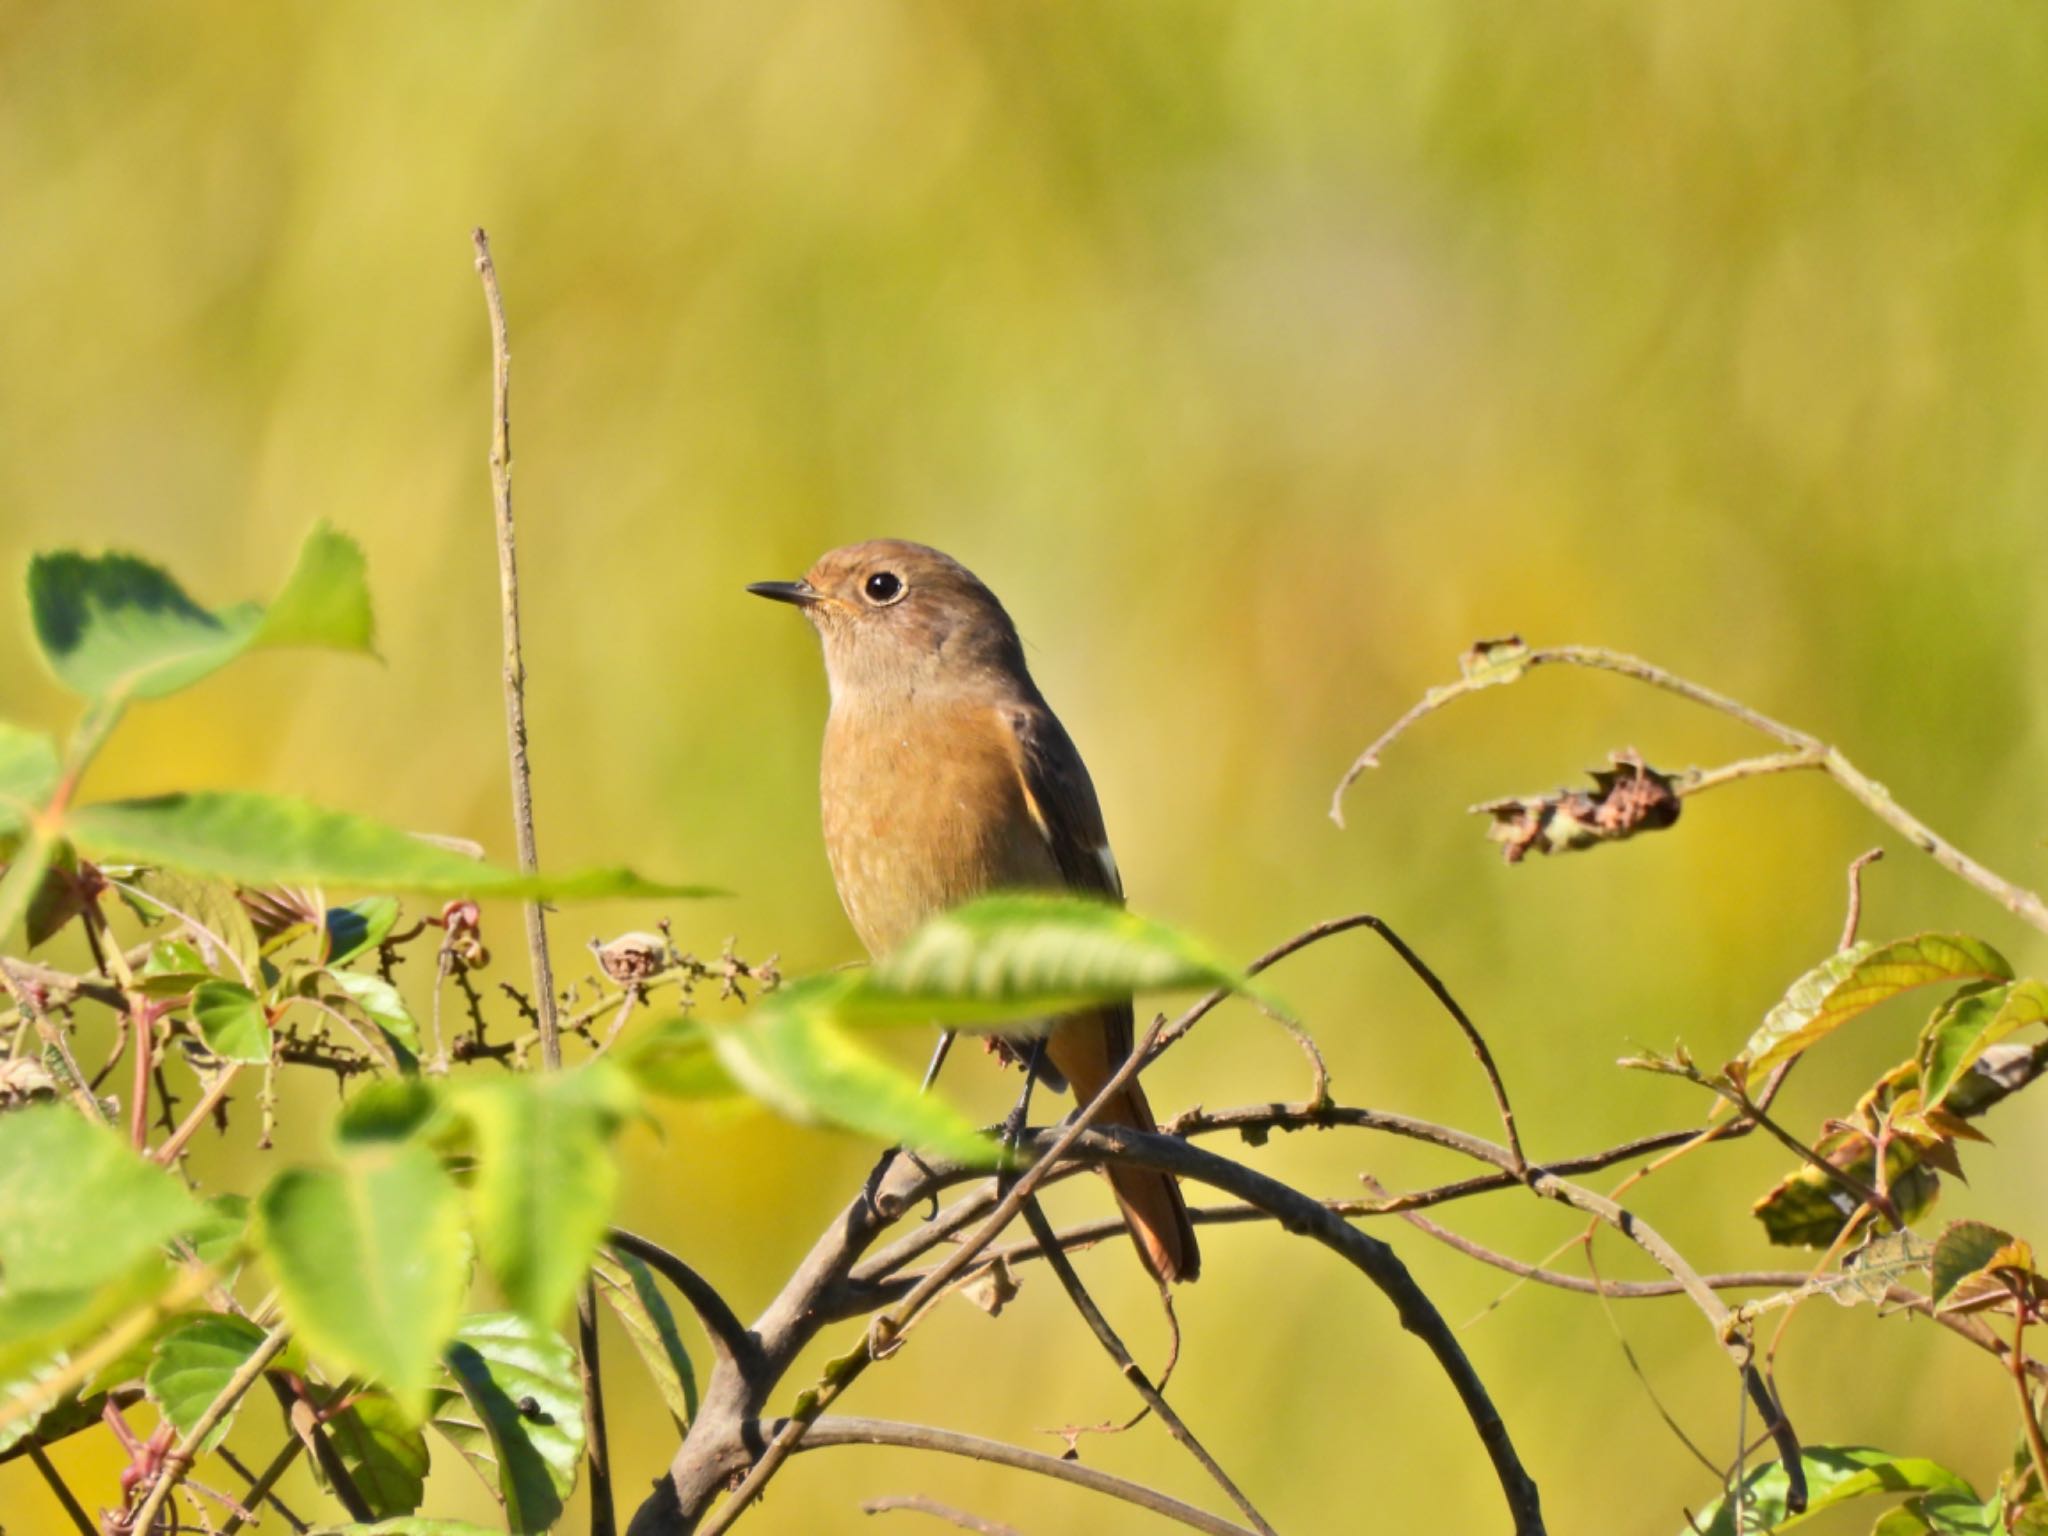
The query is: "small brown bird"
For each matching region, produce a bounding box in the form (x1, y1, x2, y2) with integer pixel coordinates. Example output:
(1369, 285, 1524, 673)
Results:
(750, 540, 1199, 1284)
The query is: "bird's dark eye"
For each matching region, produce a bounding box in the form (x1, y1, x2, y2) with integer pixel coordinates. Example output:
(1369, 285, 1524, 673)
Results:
(863, 571, 903, 604)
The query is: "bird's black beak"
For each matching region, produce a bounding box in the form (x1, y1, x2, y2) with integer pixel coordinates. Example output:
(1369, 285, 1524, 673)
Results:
(746, 579, 820, 607)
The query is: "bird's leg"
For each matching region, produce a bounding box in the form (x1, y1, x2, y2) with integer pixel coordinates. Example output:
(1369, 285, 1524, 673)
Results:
(918, 1028, 958, 1093)
(998, 1036, 1045, 1154)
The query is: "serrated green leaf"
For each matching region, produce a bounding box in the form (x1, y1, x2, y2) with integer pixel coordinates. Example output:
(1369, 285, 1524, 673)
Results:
(431, 1313, 584, 1534)
(850, 893, 1266, 1027)
(324, 968, 422, 1052)
(1685, 1445, 1977, 1535)
(0, 1106, 204, 1291)
(1921, 981, 2048, 1111)
(325, 1390, 430, 1518)
(0, 722, 59, 838)
(144, 1313, 266, 1451)
(1737, 935, 2013, 1077)
(458, 1068, 630, 1328)
(191, 979, 273, 1063)
(27, 522, 377, 705)
(256, 1144, 467, 1417)
(592, 1246, 695, 1430)
(622, 1016, 740, 1100)
(71, 791, 714, 901)
(710, 979, 998, 1162)
(1872, 1492, 2005, 1535)
(326, 897, 400, 966)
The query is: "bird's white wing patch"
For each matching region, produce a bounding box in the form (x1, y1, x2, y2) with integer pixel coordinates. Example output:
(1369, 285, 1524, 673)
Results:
(1096, 843, 1122, 896)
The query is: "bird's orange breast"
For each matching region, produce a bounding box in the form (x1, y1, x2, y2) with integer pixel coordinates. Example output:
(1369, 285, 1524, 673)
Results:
(820, 697, 1059, 956)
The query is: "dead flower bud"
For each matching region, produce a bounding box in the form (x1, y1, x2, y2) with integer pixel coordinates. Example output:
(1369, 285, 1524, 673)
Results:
(962, 1256, 1022, 1317)
(593, 931, 669, 984)
(1474, 749, 1681, 864)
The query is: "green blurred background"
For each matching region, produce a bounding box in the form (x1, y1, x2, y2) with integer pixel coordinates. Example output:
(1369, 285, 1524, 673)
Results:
(4, 3, 2046, 1531)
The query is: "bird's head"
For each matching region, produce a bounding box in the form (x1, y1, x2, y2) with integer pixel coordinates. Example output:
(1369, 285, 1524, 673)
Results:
(748, 540, 1028, 702)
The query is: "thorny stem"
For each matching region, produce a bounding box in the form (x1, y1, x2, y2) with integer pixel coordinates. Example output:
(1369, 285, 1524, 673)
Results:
(1330, 644, 2048, 937)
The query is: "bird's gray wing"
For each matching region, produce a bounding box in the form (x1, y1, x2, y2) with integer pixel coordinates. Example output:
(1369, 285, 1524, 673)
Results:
(998, 700, 1124, 902)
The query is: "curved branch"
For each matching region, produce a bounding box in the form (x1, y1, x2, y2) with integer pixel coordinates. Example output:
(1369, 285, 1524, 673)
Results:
(795, 1417, 1258, 1535)
(1330, 643, 2048, 936)
(608, 1228, 758, 1376)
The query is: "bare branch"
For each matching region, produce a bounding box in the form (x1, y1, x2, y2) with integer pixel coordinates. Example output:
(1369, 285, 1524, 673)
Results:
(1839, 848, 1884, 951)
(790, 1416, 1258, 1536)
(862, 1493, 1025, 1536)
(1332, 644, 2048, 936)
(1017, 1198, 1278, 1535)
(26, 1442, 96, 1536)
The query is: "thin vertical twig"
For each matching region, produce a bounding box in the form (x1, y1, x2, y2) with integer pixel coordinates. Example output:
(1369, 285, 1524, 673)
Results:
(471, 225, 613, 1536)
(470, 226, 561, 1069)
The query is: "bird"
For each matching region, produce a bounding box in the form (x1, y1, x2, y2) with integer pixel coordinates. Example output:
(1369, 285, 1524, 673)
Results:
(748, 539, 1200, 1284)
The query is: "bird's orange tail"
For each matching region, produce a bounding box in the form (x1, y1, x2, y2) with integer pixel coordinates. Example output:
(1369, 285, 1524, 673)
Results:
(1091, 1078, 1201, 1284)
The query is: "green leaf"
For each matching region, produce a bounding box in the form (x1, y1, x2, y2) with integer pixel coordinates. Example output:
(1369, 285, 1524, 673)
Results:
(0, 1253, 176, 1386)
(1872, 1492, 2004, 1535)
(28, 522, 377, 705)
(335, 1080, 446, 1147)
(24, 839, 85, 948)
(1685, 1445, 1977, 1535)
(187, 1193, 252, 1272)
(0, 1105, 203, 1292)
(592, 1246, 696, 1429)
(1921, 981, 2048, 1110)
(255, 521, 378, 654)
(256, 1143, 467, 1416)
(324, 1391, 430, 1518)
(128, 870, 263, 985)
(1737, 935, 2013, 1078)
(710, 979, 998, 1162)
(144, 1313, 267, 1452)
(324, 968, 422, 1053)
(431, 1313, 584, 1534)
(1930, 1219, 2024, 1307)
(70, 791, 714, 901)
(0, 819, 60, 950)
(849, 893, 1266, 1027)
(622, 1016, 740, 1100)
(0, 722, 59, 838)
(191, 979, 273, 1063)
(326, 897, 400, 966)
(458, 1068, 631, 1327)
